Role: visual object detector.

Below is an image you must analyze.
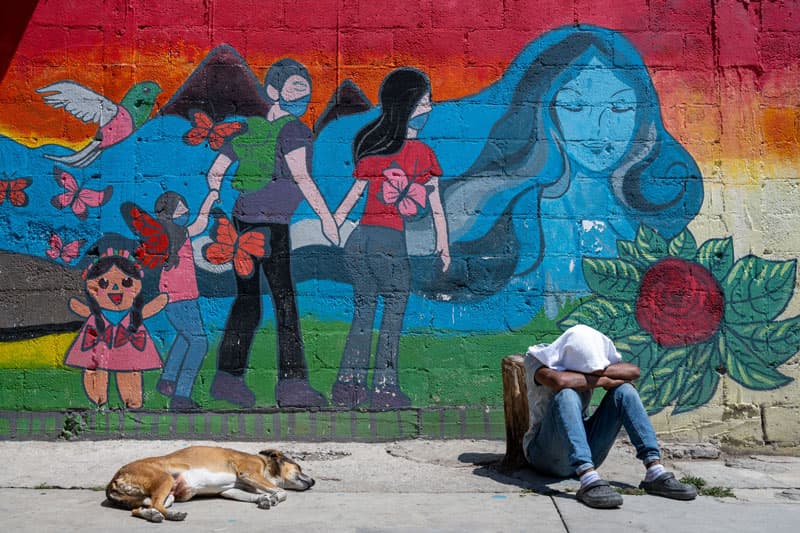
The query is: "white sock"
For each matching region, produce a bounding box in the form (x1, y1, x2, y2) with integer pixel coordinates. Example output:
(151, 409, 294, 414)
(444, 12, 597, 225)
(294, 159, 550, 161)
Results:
(579, 469, 601, 489)
(644, 463, 666, 482)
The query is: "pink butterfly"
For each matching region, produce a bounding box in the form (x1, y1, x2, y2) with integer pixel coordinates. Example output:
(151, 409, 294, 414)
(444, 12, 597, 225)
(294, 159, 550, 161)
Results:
(378, 163, 430, 218)
(50, 167, 113, 221)
(46, 232, 86, 264)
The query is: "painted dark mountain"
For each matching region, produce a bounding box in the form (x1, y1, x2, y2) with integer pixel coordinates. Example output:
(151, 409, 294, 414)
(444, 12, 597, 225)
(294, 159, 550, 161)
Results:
(313, 79, 372, 136)
(0, 251, 84, 340)
(160, 44, 270, 121)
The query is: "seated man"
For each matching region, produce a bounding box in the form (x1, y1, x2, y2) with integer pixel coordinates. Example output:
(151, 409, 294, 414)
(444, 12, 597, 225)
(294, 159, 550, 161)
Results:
(523, 324, 697, 509)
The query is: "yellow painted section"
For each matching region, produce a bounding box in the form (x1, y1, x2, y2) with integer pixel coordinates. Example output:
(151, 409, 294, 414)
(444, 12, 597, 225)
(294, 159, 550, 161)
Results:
(0, 333, 77, 369)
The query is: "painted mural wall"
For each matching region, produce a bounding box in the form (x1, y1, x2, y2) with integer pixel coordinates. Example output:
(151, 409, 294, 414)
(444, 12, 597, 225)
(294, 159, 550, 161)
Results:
(0, 0, 798, 445)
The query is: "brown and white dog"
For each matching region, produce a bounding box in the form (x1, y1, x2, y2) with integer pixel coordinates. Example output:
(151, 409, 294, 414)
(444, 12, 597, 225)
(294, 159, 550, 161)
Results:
(105, 446, 315, 522)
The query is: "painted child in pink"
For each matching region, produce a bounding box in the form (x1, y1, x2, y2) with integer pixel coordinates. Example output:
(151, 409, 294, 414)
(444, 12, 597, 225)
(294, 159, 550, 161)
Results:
(64, 248, 168, 408)
(152, 189, 218, 410)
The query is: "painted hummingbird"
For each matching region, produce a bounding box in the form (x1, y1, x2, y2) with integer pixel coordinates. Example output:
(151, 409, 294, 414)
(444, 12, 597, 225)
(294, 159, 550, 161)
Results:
(37, 80, 162, 168)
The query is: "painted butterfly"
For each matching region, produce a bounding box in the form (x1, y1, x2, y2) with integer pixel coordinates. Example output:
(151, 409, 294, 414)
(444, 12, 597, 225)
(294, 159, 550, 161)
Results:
(183, 110, 244, 151)
(45, 232, 86, 264)
(0, 176, 32, 207)
(203, 214, 267, 278)
(378, 162, 432, 219)
(50, 167, 113, 221)
(120, 202, 170, 269)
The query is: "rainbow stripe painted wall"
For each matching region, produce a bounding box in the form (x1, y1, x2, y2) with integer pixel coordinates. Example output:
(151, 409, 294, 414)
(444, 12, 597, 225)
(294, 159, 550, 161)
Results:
(0, 0, 798, 446)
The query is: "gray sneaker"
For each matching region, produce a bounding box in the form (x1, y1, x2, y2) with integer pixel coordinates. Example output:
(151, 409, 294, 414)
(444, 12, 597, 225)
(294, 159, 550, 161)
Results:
(276, 379, 327, 408)
(210, 371, 256, 407)
(639, 472, 698, 500)
(576, 479, 623, 509)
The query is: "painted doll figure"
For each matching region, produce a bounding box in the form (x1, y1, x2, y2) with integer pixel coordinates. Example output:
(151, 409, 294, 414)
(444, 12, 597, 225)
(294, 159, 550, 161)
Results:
(152, 190, 218, 410)
(204, 58, 339, 408)
(332, 68, 451, 409)
(64, 248, 168, 408)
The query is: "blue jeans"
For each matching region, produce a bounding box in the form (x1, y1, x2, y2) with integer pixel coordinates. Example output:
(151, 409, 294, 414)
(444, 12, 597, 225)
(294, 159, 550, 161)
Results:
(526, 383, 661, 477)
(162, 300, 209, 399)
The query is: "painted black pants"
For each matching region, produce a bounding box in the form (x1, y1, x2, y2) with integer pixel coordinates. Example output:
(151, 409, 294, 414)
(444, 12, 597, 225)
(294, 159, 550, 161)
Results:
(216, 219, 308, 380)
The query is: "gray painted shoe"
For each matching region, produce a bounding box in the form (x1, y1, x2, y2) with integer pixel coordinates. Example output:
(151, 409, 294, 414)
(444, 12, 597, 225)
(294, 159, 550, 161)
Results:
(210, 371, 256, 407)
(370, 386, 412, 409)
(156, 379, 176, 397)
(331, 381, 368, 408)
(639, 472, 698, 500)
(170, 396, 200, 411)
(576, 480, 623, 509)
(276, 378, 328, 408)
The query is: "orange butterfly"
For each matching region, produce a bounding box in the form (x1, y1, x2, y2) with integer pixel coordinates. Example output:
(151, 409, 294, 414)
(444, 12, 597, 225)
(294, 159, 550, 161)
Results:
(0, 176, 32, 207)
(183, 110, 243, 150)
(203, 214, 267, 277)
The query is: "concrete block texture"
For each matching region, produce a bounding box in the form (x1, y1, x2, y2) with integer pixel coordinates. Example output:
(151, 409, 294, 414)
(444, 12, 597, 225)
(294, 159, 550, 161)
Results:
(0, 0, 799, 448)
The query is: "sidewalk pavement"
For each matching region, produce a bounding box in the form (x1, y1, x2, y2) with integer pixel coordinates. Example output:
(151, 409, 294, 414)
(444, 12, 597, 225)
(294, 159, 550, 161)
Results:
(1, 438, 799, 532)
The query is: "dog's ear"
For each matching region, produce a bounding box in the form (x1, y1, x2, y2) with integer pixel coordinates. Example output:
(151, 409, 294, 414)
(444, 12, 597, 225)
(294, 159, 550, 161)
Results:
(258, 449, 283, 461)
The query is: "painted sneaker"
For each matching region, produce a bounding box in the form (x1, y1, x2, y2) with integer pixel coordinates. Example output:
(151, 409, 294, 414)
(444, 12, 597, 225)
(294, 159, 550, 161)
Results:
(370, 386, 412, 409)
(169, 396, 200, 411)
(275, 379, 328, 408)
(331, 381, 368, 408)
(210, 371, 256, 408)
(156, 379, 176, 397)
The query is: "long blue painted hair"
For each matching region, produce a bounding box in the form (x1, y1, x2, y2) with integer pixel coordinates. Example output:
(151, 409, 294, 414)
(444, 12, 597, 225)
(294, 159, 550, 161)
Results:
(463, 26, 703, 257)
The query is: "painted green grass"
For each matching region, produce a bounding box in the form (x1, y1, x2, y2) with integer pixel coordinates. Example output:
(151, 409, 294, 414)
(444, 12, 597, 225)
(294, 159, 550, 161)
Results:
(0, 300, 580, 411)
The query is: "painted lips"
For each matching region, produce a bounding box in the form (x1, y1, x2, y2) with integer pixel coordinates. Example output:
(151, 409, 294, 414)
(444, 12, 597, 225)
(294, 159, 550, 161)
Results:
(108, 293, 123, 305)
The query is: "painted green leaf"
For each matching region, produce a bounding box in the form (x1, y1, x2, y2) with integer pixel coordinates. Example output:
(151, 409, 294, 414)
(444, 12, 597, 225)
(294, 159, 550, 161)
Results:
(617, 240, 651, 269)
(672, 370, 719, 415)
(668, 228, 698, 261)
(637, 377, 665, 415)
(634, 225, 668, 262)
(639, 365, 685, 414)
(723, 256, 796, 324)
(558, 297, 640, 339)
(672, 342, 720, 415)
(724, 348, 792, 390)
(726, 316, 800, 367)
(656, 344, 691, 371)
(581, 258, 642, 302)
(615, 333, 658, 375)
(636, 345, 692, 413)
(696, 237, 733, 281)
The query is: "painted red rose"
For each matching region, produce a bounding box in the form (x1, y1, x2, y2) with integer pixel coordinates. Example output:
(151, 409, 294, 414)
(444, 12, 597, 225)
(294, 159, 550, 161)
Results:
(635, 257, 724, 347)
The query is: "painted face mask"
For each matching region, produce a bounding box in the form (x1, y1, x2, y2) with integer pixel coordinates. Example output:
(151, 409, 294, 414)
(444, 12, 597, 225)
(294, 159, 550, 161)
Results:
(172, 213, 190, 227)
(408, 112, 430, 132)
(280, 94, 310, 117)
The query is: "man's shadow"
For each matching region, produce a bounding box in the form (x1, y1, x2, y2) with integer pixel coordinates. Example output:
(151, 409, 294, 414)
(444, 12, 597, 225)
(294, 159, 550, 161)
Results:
(457, 452, 638, 503)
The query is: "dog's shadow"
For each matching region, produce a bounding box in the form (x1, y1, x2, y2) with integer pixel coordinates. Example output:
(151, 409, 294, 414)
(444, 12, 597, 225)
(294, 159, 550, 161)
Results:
(457, 452, 638, 503)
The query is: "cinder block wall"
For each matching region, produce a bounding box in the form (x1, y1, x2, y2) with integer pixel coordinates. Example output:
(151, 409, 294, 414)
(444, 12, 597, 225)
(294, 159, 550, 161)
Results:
(0, 0, 798, 447)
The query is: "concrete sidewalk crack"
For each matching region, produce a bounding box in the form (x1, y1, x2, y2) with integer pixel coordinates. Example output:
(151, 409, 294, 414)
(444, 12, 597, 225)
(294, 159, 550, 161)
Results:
(550, 495, 570, 532)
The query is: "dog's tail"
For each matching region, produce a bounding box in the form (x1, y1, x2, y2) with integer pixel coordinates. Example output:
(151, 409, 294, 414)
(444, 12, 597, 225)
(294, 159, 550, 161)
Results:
(106, 479, 148, 510)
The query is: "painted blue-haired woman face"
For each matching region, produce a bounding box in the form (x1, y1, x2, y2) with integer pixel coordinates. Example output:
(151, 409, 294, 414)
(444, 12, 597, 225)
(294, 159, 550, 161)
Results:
(552, 55, 638, 174)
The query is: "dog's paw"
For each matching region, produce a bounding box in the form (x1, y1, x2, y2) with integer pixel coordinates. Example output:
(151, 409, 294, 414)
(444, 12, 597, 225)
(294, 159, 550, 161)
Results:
(257, 494, 275, 509)
(273, 489, 288, 503)
(165, 510, 187, 521)
(137, 508, 165, 523)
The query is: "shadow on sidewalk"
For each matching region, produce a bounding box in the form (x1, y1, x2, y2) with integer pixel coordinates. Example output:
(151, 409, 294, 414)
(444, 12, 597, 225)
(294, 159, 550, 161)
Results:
(457, 451, 638, 503)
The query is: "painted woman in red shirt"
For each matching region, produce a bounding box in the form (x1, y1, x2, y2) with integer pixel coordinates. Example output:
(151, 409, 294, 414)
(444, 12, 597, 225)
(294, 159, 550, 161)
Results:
(332, 68, 451, 409)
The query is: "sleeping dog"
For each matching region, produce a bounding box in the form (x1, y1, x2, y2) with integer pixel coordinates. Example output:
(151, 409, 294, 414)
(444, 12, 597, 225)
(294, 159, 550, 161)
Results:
(105, 446, 314, 522)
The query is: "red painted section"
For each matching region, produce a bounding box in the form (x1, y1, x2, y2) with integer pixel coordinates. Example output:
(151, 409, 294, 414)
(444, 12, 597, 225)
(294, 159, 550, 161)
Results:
(0, 1, 39, 83)
(0, 0, 797, 164)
